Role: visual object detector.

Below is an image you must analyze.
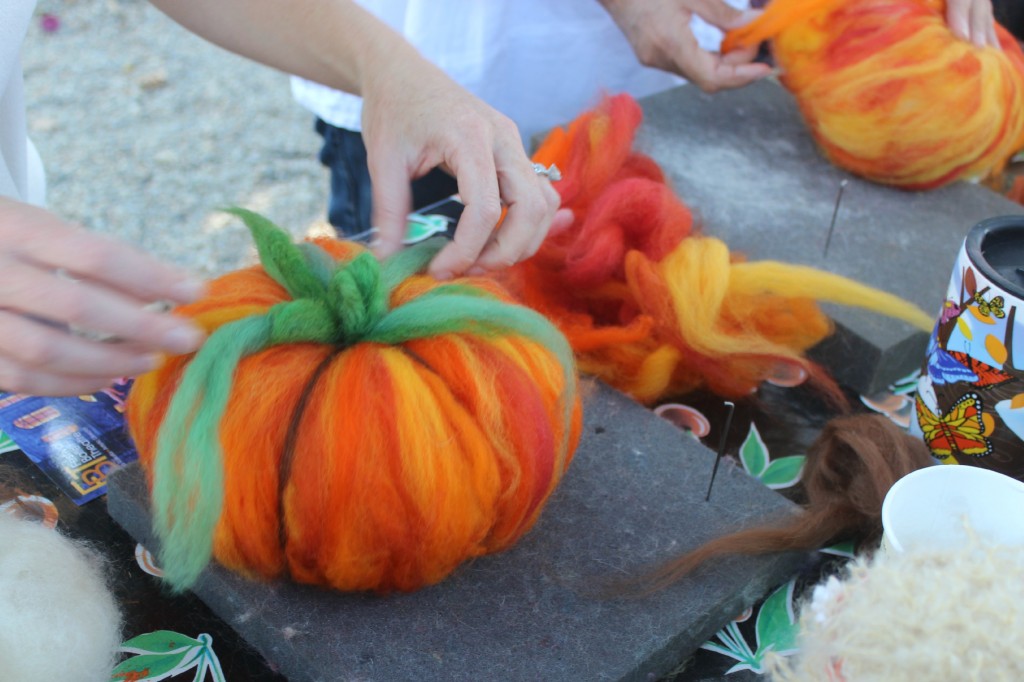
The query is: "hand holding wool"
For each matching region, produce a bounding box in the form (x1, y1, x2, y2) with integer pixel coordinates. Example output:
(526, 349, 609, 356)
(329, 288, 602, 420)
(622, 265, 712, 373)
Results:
(599, 0, 772, 92)
(358, 49, 570, 279)
(722, 0, 1024, 189)
(0, 198, 205, 396)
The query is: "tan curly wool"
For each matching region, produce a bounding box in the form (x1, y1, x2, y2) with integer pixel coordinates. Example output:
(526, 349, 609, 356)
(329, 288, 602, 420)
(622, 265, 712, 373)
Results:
(768, 544, 1024, 682)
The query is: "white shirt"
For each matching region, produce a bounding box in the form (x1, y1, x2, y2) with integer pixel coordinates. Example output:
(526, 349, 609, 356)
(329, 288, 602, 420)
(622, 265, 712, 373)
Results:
(292, 0, 743, 143)
(1, 0, 45, 205)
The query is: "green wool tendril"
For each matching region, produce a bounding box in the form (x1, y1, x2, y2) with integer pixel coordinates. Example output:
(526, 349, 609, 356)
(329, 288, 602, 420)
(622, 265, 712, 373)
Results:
(151, 208, 576, 592)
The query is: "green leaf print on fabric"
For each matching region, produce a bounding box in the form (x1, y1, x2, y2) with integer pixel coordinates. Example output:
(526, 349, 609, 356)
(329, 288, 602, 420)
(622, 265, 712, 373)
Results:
(739, 423, 805, 489)
(700, 579, 800, 675)
(111, 632, 225, 682)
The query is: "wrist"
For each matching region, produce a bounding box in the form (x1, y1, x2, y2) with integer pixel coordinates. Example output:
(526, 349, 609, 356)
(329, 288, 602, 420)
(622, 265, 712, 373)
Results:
(342, 4, 429, 101)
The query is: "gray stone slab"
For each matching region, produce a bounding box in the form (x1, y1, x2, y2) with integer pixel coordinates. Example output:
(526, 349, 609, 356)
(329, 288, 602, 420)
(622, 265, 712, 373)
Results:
(107, 382, 802, 682)
(633, 79, 1024, 394)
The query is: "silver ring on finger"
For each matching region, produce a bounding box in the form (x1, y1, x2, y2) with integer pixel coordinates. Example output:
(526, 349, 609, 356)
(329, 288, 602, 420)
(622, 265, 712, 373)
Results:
(532, 163, 562, 182)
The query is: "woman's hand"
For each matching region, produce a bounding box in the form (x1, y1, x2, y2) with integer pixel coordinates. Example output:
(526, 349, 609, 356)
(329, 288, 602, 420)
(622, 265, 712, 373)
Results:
(360, 51, 569, 279)
(0, 199, 205, 396)
(150, 0, 571, 280)
(600, 0, 772, 93)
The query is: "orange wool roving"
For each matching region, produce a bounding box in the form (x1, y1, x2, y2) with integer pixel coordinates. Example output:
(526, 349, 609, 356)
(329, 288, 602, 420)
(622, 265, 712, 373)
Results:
(505, 94, 933, 404)
(723, 0, 1024, 189)
(126, 210, 582, 594)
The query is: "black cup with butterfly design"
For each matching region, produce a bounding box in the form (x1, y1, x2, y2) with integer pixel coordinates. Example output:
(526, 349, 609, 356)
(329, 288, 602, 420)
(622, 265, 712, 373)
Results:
(915, 216, 1024, 482)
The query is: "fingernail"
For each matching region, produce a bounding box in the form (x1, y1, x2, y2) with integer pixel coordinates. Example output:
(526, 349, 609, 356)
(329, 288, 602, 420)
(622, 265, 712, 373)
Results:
(467, 267, 486, 277)
(163, 324, 205, 354)
(433, 270, 454, 281)
(169, 277, 206, 303)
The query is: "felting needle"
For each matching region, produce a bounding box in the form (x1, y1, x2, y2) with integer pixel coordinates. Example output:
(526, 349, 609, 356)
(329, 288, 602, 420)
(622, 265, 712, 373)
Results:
(823, 179, 848, 257)
(705, 400, 736, 502)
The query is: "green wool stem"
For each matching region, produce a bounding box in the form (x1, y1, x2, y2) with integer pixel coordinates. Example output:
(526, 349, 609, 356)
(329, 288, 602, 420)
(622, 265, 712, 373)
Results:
(328, 252, 386, 342)
(152, 210, 576, 591)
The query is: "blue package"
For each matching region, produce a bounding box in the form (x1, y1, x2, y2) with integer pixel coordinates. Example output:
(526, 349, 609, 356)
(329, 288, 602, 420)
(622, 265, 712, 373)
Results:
(0, 378, 138, 504)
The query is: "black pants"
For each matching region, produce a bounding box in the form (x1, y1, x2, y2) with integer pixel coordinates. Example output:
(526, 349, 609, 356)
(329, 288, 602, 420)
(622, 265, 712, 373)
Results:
(994, 0, 1024, 40)
(314, 119, 460, 240)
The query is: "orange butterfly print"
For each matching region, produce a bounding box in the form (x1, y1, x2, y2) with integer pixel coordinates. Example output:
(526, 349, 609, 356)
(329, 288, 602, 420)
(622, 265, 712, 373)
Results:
(916, 392, 992, 460)
(944, 350, 1014, 388)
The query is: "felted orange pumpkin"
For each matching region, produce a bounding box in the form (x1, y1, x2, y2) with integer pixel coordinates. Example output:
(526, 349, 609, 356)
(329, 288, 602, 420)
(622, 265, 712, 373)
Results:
(126, 209, 582, 593)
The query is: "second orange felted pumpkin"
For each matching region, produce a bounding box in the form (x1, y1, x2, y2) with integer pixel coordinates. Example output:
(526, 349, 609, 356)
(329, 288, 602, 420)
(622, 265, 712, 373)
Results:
(725, 0, 1024, 189)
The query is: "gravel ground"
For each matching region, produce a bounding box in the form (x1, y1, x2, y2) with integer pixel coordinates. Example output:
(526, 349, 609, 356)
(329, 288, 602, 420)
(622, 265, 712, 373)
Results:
(23, 0, 332, 279)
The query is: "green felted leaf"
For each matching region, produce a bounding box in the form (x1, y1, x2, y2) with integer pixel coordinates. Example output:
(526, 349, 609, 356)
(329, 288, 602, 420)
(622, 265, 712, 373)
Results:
(760, 455, 806, 489)
(153, 314, 273, 592)
(223, 207, 324, 301)
(296, 242, 338, 288)
(380, 238, 445, 292)
(754, 580, 799, 657)
(109, 649, 196, 681)
(120, 630, 202, 655)
(739, 422, 768, 477)
(267, 300, 337, 345)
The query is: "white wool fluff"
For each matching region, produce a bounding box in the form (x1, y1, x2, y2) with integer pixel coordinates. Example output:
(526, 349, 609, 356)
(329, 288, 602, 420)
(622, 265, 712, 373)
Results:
(0, 514, 121, 681)
(769, 544, 1024, 682)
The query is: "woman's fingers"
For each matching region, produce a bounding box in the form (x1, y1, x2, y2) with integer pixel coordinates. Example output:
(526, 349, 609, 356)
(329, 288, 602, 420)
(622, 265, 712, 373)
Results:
(0, 198, 207, 395)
